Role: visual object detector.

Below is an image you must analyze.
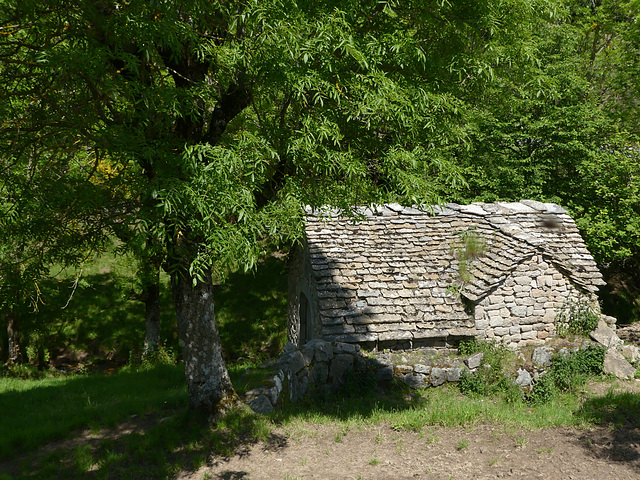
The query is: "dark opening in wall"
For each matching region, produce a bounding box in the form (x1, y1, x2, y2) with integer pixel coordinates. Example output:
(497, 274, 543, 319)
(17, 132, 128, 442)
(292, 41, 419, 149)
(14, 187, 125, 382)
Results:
(298, 292, 311, 346)
(461, 295, 476, 316)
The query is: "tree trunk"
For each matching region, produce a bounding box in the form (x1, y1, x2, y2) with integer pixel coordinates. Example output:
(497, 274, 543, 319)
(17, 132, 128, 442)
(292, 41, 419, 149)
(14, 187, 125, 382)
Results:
(171, 269, 238, 417)
(142, 279, 161, 358)
(6, 310, 21, 364)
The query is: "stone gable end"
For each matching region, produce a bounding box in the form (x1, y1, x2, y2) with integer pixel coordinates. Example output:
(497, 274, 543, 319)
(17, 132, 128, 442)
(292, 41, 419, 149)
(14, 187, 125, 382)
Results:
(288, 201, 606, 350)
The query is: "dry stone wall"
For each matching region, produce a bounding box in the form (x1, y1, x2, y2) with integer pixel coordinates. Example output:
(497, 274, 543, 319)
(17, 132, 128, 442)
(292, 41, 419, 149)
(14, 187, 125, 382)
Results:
(247, 329, 640, 414)
(475, 254, 595, 348)
(246, 340, 470, 413)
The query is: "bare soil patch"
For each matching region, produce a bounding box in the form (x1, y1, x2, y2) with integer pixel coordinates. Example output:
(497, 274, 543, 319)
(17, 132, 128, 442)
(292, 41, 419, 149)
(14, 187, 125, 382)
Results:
(178, 324, 640, 480)
(179, 421, 640, 480)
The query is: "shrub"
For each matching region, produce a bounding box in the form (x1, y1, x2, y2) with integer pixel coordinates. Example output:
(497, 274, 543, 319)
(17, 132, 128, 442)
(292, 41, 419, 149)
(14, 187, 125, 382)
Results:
(458, 340, 523, 403)
(555, 298, 600, 337)
(528, 345, 606, 405)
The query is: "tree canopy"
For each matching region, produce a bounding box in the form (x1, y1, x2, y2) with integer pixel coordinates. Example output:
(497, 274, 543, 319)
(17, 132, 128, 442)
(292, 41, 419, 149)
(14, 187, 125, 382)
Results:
(1, 0, 639, 414)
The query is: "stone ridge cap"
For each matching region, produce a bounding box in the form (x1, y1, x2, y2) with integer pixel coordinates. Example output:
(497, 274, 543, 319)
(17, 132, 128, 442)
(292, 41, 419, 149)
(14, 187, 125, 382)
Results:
(304, 200, 566, 218)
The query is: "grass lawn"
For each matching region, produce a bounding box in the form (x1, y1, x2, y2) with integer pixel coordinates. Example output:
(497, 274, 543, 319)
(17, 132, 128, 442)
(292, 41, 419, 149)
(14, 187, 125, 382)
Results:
(2, 248, 640, 478)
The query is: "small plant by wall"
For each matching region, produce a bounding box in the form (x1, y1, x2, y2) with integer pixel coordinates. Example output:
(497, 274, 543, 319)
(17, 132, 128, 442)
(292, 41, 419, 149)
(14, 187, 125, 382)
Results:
(555, 298, 600, 337)
(458, 339, 523, 404)
(528, 345, 606, 405)
(457, 338, 606, 406)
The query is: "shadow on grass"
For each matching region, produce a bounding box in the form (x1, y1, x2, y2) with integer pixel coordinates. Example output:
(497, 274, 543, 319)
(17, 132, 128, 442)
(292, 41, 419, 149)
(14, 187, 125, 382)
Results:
(215, 255, 288, 363)
(10, 406, 286, 480)
(572, 389, 640, 470)
(0, 362, 419, 480)
(0, 365, 186, 460)
(25, 271, 178, 368)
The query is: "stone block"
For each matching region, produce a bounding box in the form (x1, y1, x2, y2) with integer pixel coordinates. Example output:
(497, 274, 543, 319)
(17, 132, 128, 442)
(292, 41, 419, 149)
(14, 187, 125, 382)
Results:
(537, 331, 550, 340)
(475, 318, 489, 330)
(464, 352, 484, 369)
(489, 315, 503, 327)
(393, 363, 413, 375)
(376, 366, 394, 382)
(287, 350, 307, 374)
(539, 275, 553, 287)
(413, 329, 448, 339)
(306, 339, 334, 363)
(495, 327, 509, 336)
(404, 373, 429, 389)
(515, 368, 532, 387)
(621, 344, 640, 363)
(322, 325, 355, 335)
(334, 342, 359, 355)
(330, 354, 355, 386)
(309, 362, 329, 386)
(366, 297, 394, 306)
(512, 306, 527, 317)
(414, 363, 432, 374)
(590, 320, 623, 348)
(357, 289, 380, 297)
(321, 315, 347, 326)
(430, 367, 447, 386)
(379, 330, 413, 341)
(347, 315, 374, 325)
(532, 346, 554, 367)
(248, 394, 274, 414)
(295, 372, 309, 400)
(319, 298, 348, 310)
(603, 349, 636, 380)
(446, 367, 462, 382)
(333, 333, 377, 343)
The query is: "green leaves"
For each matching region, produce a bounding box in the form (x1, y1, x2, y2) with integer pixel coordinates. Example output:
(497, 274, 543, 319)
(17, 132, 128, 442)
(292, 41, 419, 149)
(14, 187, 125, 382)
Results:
(7, 0, 628, 291)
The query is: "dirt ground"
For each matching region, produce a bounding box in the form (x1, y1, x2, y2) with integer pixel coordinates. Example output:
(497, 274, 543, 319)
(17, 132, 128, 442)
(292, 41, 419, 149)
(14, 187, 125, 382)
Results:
(176, 418, 640, 480)
(179, 323, 640, 480)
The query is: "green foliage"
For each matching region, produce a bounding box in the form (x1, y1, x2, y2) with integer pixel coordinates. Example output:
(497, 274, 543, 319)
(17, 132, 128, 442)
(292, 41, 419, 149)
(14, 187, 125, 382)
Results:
(555, 299, 600, 337)
(15, 250, 179, 370)
(457, 338, 485, 357)
(459, 340, 605, 406)
(529, 346, 606, 405)
(451, 229, 486, 286)
(458, 340, 523, 404)
(0, 0, 557, 286)
(433, 0, 640, 319)
(215, 255, 288, 363)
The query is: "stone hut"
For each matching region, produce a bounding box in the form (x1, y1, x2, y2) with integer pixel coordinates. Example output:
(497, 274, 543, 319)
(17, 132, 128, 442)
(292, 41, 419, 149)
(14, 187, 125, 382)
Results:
(288, 200, 606, 350)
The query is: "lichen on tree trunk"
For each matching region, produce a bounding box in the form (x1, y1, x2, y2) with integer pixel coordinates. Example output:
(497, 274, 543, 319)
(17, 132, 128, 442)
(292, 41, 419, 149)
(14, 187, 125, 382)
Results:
(171, 268, 238, 417)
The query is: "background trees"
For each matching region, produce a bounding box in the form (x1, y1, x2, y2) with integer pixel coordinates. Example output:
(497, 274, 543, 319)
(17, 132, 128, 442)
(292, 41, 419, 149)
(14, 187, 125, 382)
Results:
(441, 0, 640, 320)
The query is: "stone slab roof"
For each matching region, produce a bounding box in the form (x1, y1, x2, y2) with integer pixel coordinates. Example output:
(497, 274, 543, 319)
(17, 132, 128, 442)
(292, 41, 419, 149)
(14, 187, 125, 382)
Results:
(304, 200, 605, 317)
